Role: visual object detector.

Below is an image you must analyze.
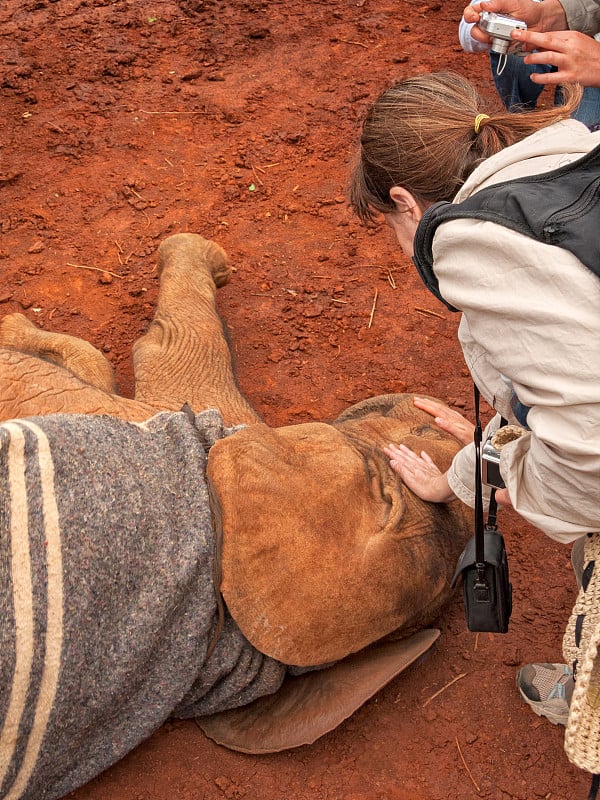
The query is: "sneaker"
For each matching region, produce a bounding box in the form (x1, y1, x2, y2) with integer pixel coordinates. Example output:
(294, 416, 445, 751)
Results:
(516, 663, 574, 726)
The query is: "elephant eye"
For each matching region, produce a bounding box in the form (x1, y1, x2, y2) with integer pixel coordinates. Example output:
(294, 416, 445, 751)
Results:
(412, 423, 439, 438)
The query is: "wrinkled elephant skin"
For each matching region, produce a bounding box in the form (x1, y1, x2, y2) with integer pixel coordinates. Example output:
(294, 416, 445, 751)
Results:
(0, 233, 472, 767)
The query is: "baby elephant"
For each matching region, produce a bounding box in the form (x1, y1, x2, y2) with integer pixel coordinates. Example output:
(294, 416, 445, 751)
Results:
(0, 234, 471, 800)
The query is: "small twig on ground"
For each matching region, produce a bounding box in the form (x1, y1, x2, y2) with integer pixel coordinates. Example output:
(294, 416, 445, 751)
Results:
(250, 164, 264, 186)
(332, 298, 348, 304)
(422, 672, 467, 707)
(455, 737, 481, 793)
(138, 109, 213, 115)
(414, 306, 445, 320)
(387, 269, 397, 289)
(128, 187, 146, 201)
(367, 288, 378, 328)
(339, 38, 369, 48)
(66, 263, 124, 279)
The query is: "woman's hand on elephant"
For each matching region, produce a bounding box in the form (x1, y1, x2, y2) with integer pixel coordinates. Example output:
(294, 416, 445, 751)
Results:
(413, 397, 475, 446)
(384, 443, 457, 503)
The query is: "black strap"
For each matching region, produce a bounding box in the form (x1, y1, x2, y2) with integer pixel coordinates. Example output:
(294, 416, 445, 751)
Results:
(473, 385, 504, 575)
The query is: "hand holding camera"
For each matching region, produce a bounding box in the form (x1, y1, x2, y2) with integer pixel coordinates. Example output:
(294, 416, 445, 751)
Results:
(477, 10, 528, 54)
(463, 0, 567, 36)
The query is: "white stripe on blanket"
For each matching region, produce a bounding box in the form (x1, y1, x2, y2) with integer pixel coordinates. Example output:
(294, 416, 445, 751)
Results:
(1, 421, 64, 800)
(0, 423, 34, 788)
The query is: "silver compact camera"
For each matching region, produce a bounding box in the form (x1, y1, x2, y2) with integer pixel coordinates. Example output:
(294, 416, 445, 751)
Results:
(481, 436, 505, 489)
(477, 11, 527, 54)
(481, 424, 525, 489)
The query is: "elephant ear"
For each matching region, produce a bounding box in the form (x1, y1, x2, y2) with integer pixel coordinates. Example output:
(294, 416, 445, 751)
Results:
(196, 629, 439, 753)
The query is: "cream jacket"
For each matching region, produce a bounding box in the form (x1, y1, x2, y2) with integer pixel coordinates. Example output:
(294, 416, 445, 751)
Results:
(435, 119, 600, 543)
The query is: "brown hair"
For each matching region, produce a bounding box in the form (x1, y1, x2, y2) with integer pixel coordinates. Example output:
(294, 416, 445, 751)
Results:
(350, 71, 582, 223)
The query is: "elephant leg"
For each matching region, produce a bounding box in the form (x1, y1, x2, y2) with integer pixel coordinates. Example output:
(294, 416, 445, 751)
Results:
(133, 233, 260, 426)
(0, 313, 118, 394)
(0, 349, 157, 423)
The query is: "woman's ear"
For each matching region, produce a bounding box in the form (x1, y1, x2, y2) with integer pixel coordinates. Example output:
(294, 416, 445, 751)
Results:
(385, 187, 425, 258)
(389, 186, 423, 222)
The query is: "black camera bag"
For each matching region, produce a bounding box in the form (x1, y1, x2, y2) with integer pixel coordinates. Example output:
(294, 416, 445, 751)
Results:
(452, 528, 512, 633)
(451, 385, 512, 633)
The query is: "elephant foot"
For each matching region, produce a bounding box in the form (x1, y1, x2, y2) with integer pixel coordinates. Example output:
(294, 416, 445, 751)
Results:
(157, 233, 231, 289)
(0, 312, 118, 394)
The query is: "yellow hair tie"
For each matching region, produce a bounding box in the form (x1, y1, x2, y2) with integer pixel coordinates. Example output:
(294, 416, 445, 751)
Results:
(474, 113, 490, 134)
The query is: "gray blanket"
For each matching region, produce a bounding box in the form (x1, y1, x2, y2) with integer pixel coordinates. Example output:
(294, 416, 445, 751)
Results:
(0, 409, 286, 800)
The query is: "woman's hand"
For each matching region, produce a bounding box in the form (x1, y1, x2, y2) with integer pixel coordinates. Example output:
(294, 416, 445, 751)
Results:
(513, 29, 600, 86)
(383, 443, 456, 503)
(413, 396, 475, 446)
(463, 0, 545, 45)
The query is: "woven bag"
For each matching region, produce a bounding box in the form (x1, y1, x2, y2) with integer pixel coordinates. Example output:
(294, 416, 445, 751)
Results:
(564, 532, 600, 774)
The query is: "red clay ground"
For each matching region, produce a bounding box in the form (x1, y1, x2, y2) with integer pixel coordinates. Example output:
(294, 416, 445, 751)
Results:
(0, 1, 589, 798)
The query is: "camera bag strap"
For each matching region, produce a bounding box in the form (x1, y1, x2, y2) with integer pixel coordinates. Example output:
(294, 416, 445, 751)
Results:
(450, 385, 513, 632)
(473, 383, 504, 570)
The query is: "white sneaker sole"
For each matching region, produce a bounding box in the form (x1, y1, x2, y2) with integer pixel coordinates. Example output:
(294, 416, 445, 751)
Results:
(517, 687, 569, 726)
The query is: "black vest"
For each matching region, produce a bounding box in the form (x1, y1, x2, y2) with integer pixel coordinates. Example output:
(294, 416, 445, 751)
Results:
(412, 142, 600, 311)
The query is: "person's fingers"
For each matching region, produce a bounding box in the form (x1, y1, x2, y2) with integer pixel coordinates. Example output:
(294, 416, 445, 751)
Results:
(433, 415, 463, 433)
(383, 443, 403, 460)
(525, 57, 570, 84)
(471, 26, 492, 44)
(414, 398, 475, 445)
(388, 458, 402, 475)
(397, 443, 426, 463)
(414, 396, 469, 424)
(385, 446, 416, 476)
(512, 28, 566, 50)
(414, 397, 470, 430)
(386, 446, 423, 470)
(525, 39, 600, 86)
(463, 6, 478, 23)
(494, 488, 512, 507)
(413, 396, 446, 416)
(468, 0, 498, 13)
(512, 29, 567, 61)
(387, 445, 439, 476)
(420, 450, 437, 468)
